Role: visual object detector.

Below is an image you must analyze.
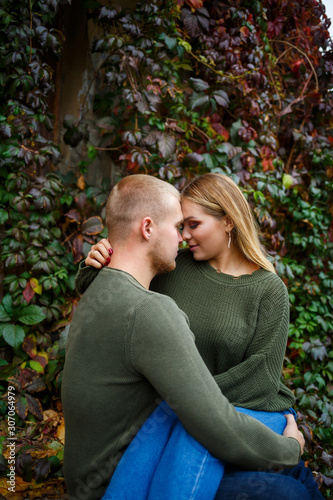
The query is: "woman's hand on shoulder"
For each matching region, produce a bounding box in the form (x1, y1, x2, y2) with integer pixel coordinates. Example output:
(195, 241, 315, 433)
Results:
(85, 238, 113, 269)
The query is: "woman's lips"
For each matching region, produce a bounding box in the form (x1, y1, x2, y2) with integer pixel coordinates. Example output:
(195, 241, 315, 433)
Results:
(189, 245, 198, 251)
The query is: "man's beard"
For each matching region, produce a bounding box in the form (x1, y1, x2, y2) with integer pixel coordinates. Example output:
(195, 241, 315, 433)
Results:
(148, 240, 176, 276)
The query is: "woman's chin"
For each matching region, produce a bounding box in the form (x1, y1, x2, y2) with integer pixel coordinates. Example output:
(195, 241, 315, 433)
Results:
(191, 253, 205, 261)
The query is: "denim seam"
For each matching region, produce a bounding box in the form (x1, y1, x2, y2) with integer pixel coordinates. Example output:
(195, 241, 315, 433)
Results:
(189, 450, 209, 499)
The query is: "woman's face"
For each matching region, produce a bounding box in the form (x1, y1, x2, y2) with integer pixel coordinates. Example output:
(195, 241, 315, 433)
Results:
(181, 199, 231, 263)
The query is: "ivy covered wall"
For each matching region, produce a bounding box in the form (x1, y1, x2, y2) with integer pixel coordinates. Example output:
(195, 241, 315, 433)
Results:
(0, 0, 332, 496)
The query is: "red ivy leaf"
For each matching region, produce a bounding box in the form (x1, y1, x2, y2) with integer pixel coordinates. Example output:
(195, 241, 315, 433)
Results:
(18, 368, 37, 390)
(65, 209, 80, 223)
(81, 216, 103, 236)
(212, 123, 229, 140)
(299, 423, 313, 443)
(22, 335, 37, 359)
(187, 0, 203, 8)
(34, 458, 51, 483)
(26, 393, 44, 420)
(23, 281, 35, 304)
(26, 376, 46, 394)
(262, 158, 275, 172)
(74, 192, 87, 211)
(183, 12, 200, 38)
(7, 376, 22, 392)
(73, 234, 84, 264)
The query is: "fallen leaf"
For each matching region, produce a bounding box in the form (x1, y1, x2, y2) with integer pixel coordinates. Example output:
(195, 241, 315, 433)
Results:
(43, 410, 58, 421)
(57, 419, 65, 445)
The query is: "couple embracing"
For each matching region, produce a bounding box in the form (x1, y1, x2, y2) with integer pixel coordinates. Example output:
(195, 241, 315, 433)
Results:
(62, 173, 323, 500)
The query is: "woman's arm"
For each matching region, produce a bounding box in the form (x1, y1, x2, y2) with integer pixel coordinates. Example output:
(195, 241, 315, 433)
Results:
(75, 261, 100, 295)
(214, 277, 295, 411)
(75, 239, 112, 294)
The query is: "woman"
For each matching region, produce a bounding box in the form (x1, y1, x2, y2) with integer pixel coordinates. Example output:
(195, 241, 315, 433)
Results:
(76, 173, 323, 499)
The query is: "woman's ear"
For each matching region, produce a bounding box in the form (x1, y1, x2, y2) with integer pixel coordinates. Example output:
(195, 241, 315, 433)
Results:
(224, 216, 234, 233)
(141, 217, 153, 241)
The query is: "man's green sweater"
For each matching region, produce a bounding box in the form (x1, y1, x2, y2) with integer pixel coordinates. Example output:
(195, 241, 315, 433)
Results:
(63, 267, 300, 500)
(76, 249, 295, 412)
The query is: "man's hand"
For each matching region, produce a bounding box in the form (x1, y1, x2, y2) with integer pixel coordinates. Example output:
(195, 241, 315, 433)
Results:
(283, 414, 305, 454)
(85, 238, 113, 268)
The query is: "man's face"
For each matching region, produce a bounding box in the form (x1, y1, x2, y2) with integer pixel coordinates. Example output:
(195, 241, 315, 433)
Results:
(149, 196, 183, 275)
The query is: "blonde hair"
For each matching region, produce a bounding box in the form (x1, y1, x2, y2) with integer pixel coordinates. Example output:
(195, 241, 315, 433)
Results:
(106, 174, 180, 240)
(181, 173, 276, 273)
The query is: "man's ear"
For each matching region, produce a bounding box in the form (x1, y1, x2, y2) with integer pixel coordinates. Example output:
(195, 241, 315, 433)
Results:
(141, 217, 153, 241)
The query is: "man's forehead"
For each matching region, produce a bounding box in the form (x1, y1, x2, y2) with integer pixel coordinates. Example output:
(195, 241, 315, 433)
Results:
(167, 197, 183, 222)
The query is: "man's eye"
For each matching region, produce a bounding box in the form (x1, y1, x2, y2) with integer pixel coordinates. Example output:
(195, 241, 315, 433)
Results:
(178, 224, 184, 233)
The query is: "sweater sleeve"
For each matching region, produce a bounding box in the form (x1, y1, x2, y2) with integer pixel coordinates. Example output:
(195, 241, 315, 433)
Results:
(214, 276, 295, 410)
(131, 294, 301, 471)
(75, 261, 100, 295)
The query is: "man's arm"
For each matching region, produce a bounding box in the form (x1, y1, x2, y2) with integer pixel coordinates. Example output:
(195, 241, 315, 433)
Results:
(131, 294, 302, 471)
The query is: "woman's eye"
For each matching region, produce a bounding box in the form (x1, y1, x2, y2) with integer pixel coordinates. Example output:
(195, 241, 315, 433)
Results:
(189, 223, 198, 229)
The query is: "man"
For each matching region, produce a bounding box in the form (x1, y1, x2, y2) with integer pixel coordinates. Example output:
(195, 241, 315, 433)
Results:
(62, 175, 304, 500)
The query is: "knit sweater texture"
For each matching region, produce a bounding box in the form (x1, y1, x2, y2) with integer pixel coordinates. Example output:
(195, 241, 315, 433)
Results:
(64, 267, 300, 500)
(76, 249, 295, 412)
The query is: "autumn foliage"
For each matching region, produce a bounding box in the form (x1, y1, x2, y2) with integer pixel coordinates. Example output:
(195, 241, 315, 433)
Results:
(0, 0, 333, 497)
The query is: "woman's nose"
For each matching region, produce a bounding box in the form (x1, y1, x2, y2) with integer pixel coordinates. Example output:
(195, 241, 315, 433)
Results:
(182, 228, 191, 241)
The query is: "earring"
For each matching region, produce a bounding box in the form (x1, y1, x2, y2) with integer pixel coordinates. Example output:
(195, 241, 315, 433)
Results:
(228, 232, 231, 249)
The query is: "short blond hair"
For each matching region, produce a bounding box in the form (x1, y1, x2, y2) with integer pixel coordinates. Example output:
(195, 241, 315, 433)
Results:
(106, 174, 180, 240)
(181, 173, 276, 273)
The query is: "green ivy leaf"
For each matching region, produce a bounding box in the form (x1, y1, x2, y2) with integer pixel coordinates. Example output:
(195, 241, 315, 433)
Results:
(0, 123, 11, 138)
(164, 35, 177, 51)
(189, 92, 209, 110)
(87, 145, 97, 160)
(230, 119, 243, 143)
(29, 360, 44, 373)
(17, 305, 46, 325)
(189, 78, 209, 92)
(158, 134, 176, 159)
(212, 90, 229, 108)
(202, 153, 215, 170)
(3, 324, 25, 349)
(1, 294, 13, 316)
(0, 306, 11, 323)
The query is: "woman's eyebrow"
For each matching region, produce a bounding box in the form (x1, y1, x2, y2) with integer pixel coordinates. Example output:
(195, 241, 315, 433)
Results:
(183, 216, 200, 221)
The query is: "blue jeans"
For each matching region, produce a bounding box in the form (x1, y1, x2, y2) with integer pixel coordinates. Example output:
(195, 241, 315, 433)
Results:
(102, 402, 223, 499)
(216, 461, 324, 499)
(102, 402, 323, 500)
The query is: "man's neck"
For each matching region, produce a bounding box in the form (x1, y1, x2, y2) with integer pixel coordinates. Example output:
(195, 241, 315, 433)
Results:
(106, 247, 154, 290)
